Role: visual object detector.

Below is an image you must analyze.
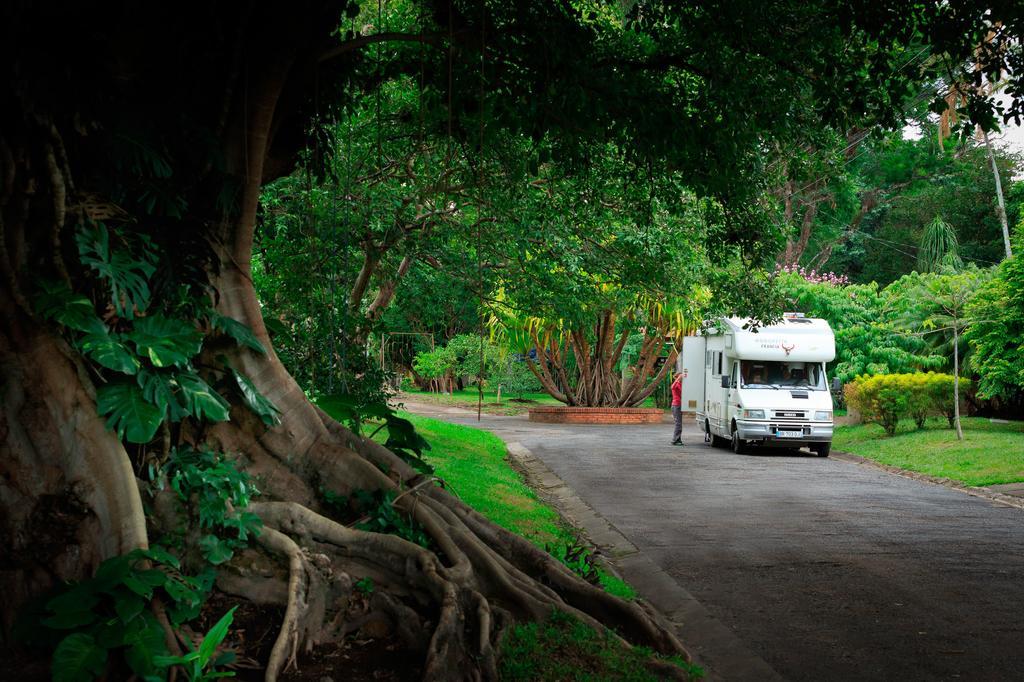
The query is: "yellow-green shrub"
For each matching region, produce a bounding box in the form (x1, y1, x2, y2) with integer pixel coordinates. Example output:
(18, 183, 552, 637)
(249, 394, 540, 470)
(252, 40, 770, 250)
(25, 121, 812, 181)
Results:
(845, 372, 961, 436)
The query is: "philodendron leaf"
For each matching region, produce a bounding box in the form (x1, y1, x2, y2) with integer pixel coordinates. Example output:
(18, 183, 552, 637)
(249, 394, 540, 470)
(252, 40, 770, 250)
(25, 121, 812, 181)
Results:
(211, 313, 266, 355)
(97, 381, 163, 443)
(231, 368, 281, 426)
(52, 633, 108, 682)
(137, 368, 187, 421)
(75, 222, 157, 319)
(128, 314, 202, 368)
(198, 535, 234, 565)
(34, 279, 106, 335)
(79, 331, 141, 375)
(176, 373, 231, 422)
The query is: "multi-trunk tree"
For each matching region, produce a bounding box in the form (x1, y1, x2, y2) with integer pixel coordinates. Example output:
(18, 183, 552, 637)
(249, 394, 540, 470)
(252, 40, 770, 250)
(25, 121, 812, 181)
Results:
(3, 1, 1021, 679)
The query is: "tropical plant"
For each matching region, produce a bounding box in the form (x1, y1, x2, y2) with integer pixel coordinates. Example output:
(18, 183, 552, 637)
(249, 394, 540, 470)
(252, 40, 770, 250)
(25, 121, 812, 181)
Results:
(917, 216, 963, 273)
(18, 547, 215, 682)
(895, 268, 990, 439)
(965, 225, 1024, 403)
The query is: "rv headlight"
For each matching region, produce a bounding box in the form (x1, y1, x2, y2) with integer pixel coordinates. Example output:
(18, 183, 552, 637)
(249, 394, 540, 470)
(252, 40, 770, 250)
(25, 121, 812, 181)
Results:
(814, 410, 832, 421)
(741, 409, 765, 419)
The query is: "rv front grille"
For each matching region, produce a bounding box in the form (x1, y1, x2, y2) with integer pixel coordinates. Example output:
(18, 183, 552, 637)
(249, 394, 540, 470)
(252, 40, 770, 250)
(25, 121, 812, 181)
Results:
(772, 410, 807, 419)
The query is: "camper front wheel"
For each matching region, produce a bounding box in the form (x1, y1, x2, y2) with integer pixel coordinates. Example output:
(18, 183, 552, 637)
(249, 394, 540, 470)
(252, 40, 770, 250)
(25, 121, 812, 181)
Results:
(731, 424, 748, 454)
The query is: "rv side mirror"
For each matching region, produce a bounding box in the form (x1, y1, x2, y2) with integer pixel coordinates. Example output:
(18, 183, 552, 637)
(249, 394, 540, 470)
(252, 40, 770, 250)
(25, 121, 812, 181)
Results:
(831, 377, 841, 392)
(721, 375, 731, 389)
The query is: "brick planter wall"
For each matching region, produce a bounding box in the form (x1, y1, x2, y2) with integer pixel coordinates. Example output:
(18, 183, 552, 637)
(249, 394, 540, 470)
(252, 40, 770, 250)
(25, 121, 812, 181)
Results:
(527, 406, 669, 424)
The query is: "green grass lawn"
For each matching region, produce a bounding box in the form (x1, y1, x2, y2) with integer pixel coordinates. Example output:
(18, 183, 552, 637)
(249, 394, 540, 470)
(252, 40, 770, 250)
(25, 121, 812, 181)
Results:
(833, 416, 1024, 486)
(400, 387, 657, 415)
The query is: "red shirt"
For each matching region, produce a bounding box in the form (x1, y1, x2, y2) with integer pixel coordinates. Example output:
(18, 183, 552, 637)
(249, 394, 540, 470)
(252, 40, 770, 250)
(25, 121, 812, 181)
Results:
(671, 378, 682, 407)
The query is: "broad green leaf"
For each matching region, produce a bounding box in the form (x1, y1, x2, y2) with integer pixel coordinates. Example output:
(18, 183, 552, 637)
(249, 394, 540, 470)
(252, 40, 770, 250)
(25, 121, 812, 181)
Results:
(79, 331, 140, 375)
(97, 381, 163, 443)
(123, 612, 170, 676)
(176, 373, 231, 422)
(52, 633, 107, 682)
(197, 606, 237, 668)
(34, 279, 106, 335)
(92, 555, 132, 592)
(211, 313, 266, 355)
(46, 586, 99, 616)
(230, 369, 280, 426)
(163, 578, 199, 607)
(75, 222, 157, 319)
(141, 545, 181, 569)
(198, 535, 234, 565)
(384, 415, 432, 456)
(128, 314, 202, 368)
(122, 573, 155, 598)
(114, 591, 145, 623)
(137, 368, 187, 421)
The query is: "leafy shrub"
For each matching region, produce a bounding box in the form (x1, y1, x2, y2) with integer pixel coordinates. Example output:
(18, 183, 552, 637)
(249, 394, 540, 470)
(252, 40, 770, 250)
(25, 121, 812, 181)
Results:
(494, 354, 541, 400)
(412, 346, 456, 386)
(845, 372, 961, 436)
(152, 448, 262, 565)
(17, 547, 216, 681)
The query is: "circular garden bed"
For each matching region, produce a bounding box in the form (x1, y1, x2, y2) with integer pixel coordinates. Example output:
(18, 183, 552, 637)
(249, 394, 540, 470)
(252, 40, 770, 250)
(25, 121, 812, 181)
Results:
(527, 406, 668, 424)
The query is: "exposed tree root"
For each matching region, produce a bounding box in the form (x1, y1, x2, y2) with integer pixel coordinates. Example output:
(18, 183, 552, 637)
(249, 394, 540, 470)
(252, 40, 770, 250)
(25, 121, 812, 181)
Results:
(221, 409, 693, 681)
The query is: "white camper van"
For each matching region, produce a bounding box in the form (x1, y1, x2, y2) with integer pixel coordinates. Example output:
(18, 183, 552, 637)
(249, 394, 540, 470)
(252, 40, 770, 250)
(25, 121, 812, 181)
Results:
(677, 313, 838, 456)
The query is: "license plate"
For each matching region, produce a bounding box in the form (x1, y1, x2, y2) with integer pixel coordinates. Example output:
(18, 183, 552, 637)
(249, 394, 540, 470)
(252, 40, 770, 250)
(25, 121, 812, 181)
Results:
(777, 430, 803, 438)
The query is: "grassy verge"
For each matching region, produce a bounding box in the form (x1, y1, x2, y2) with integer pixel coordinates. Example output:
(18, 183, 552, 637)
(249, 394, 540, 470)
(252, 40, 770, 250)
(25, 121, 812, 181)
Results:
(501, 610, 703, 681)
(399, 388, 658, 415)
(833, 416, 1024, 486)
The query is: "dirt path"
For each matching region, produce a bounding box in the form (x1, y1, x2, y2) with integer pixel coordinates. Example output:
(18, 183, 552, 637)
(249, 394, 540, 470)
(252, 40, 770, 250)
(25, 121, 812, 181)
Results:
(404, 401, 1024, 681)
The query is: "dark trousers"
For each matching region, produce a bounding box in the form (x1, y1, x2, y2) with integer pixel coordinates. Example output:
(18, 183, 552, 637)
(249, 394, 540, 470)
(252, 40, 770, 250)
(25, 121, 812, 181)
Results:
(672, 405, 682, 442)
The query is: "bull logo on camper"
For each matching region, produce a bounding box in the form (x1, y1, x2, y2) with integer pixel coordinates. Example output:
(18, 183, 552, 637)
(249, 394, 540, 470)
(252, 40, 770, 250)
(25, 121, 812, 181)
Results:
(781, 342, 795, 356)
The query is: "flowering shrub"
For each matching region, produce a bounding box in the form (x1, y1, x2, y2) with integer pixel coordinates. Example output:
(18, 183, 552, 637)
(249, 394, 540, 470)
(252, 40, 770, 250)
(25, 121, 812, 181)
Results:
(845, 372, 964, 435)
(776, 264, 850, 286)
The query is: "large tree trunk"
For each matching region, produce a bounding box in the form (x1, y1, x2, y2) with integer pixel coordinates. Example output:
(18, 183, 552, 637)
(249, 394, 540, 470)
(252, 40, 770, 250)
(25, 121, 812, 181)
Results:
(0, 310, 149, 634)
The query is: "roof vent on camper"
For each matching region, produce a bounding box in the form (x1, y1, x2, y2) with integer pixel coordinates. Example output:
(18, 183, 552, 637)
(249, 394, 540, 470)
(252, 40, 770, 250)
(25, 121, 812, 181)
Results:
(783, 312, 812, 324)
(790, 391, 809, 399)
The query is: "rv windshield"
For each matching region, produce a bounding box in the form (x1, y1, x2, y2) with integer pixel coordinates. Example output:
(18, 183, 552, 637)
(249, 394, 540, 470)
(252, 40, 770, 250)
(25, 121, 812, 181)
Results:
(740, 361, 825, 390)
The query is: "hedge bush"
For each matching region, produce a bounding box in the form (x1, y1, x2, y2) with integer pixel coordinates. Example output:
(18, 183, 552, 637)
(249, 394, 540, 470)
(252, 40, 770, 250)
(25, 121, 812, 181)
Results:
(845, 372, 964, 436)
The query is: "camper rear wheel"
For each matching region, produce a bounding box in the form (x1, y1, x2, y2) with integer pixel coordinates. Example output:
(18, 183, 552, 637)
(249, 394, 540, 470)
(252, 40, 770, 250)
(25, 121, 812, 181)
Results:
(731, 424, 748, 454)
(813, 443, 831, 458)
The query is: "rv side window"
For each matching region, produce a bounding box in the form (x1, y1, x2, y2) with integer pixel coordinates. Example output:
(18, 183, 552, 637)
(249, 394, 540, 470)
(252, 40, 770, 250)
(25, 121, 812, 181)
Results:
(717, 352, 723, 375)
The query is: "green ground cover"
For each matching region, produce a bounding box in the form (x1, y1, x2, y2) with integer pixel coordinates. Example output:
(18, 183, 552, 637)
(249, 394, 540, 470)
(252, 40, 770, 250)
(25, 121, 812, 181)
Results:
(833, 416, 1024, 486)
(500, 610, 703, 681)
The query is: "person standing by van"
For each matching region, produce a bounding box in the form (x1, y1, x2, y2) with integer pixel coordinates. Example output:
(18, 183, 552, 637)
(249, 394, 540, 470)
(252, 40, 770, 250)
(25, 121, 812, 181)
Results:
(671, 372, 684, 445)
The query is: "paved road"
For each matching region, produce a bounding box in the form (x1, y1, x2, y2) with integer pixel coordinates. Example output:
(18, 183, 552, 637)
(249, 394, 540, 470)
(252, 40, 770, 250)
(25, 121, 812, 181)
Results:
(406, 403, 1024, 681)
